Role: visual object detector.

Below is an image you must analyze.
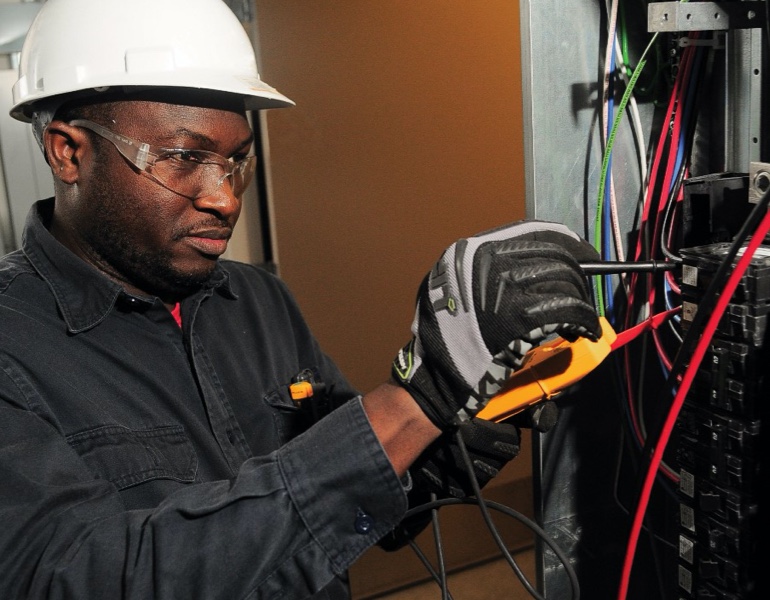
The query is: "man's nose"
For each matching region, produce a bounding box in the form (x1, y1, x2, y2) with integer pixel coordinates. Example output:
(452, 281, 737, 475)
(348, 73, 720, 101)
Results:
(193, 176, 242, 219)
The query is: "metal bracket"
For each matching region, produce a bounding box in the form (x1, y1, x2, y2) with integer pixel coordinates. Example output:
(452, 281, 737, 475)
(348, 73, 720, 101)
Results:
(749, 162, 770, 204)
(648, 1, 766, 33)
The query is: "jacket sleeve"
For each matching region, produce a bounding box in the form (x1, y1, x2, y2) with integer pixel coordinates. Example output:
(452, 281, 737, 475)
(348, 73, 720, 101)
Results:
(0, 391, 406, 600)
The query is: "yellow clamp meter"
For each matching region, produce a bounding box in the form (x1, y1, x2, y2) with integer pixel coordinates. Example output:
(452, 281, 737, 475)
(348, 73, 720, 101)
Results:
(477, 316, 616, 423)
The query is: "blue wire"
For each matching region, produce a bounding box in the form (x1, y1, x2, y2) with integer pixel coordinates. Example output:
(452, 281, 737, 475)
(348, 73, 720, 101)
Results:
(670, 45, 704, 194)
(603, 35, 617, 322)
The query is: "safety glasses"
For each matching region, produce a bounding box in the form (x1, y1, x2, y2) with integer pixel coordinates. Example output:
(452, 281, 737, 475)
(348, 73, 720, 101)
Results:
(69, 119, 257, 199)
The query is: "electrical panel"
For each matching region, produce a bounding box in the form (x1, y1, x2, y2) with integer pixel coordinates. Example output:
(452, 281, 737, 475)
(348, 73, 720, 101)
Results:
(677, 243, 769, 598)
(520, 0, 769, 597)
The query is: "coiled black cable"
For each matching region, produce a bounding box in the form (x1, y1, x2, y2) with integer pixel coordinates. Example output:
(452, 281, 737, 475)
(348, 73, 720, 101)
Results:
(405, 426, 581, 600)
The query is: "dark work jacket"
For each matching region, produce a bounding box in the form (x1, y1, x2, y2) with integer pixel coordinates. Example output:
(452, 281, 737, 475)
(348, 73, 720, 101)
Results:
(0, 199, 406, 599)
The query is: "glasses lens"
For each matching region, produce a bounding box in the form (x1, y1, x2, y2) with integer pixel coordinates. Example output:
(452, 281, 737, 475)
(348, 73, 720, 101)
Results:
(151, 152, 257, 198)
(230, 155, 258, 197)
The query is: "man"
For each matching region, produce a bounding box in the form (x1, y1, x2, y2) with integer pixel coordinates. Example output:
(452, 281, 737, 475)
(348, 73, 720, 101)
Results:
(0, 0, 601, 598)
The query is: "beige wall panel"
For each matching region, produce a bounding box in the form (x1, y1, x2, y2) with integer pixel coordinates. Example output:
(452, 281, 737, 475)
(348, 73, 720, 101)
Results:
(255, 0, 525, 394)
(253, 3, 530, 595)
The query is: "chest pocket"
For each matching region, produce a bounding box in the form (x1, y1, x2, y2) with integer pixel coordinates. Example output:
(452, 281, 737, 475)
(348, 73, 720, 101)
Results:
(263, 385, 314, 446)
(67, 424, 198, 490)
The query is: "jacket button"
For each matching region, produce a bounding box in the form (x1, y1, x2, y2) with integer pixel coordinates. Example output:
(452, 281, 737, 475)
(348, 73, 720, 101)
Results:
(354, 510, 374, 534)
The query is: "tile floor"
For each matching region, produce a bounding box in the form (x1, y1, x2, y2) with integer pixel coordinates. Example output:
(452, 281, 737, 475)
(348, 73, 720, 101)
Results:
(367, 547, 537, 600)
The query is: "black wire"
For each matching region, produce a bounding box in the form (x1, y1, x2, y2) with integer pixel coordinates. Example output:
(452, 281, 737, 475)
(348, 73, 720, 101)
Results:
(407, 539, 455, 600)
(429, 492, 450, 600)
(405, 495, 581, 600)
(452, 428, 545, 599)
(404, 425, 581, 600)
(580, 260, 677, 275)
(659, 162, 687, 263)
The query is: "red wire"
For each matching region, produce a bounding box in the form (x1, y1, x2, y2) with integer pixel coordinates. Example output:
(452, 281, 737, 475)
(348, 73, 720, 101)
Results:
(616, 308, 680, 449)
(616, 208, 770, 600)
(665, 270, 680, 296)
(651, 329, 673, 372)
(648, 43, 696, 310)
(622, 344, 647, 444)
(621, 49, 688, 442)
(626, 41, 686, 295)
(620, 40, 696, 466)
(626, 39, 696, 331)
(614, 309, 682, 483)
(611, 307, 681, 350)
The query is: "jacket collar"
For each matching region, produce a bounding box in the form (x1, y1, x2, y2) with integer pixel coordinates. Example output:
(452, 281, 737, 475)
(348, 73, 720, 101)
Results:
(21, 199, 234, 334)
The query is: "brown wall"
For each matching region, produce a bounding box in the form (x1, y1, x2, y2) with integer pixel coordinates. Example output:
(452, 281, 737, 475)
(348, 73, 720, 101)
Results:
(252, 2, 530, 595)
(254, 0, 526, 394)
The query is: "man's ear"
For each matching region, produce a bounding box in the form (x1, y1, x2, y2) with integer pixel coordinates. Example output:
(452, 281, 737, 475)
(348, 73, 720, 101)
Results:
(44, 120, 88, 185)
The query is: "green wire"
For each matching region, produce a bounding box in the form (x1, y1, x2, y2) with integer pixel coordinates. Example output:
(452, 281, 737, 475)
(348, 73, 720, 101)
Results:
(619, 1, 630, 69)
(592, 31, 660, 316)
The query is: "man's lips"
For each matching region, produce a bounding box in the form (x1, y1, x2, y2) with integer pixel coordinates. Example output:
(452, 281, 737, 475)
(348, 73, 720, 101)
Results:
(183, 228, 232, 256)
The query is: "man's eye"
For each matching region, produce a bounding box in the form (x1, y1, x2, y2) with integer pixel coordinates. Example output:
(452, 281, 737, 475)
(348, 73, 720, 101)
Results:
(161, 151, 215, 173)
(175, 150, 207, 164)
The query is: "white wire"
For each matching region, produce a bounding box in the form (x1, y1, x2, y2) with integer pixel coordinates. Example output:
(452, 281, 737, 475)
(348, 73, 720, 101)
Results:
(607, 17, 651, 301)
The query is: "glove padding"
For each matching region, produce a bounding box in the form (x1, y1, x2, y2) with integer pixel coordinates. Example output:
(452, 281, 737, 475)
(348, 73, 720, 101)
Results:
(413, 418, 520, 499)
(392, 220, 601, 430)
(377, 418, 521, 551)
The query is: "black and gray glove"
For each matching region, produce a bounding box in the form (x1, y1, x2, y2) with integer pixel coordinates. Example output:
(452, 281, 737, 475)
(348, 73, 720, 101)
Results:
(378, 417, 521, 550)
(414, 418, 521, 498)
(392, 219, 601, 431)
(412, 399, 563, 501)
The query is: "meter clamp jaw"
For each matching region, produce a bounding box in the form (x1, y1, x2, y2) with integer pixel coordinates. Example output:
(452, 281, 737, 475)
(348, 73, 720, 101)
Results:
(477, 317, 616, 423)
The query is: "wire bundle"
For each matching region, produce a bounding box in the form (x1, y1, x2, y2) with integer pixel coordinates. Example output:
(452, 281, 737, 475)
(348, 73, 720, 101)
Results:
(403, 4, 766, 599)
(593, 6, 770, 600)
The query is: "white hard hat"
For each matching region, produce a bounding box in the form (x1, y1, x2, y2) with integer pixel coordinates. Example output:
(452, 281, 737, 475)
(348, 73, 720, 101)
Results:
(10, 0, 294, 123)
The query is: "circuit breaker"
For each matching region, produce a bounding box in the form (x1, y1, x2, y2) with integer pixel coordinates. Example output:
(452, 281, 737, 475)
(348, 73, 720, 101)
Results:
(677, 243, 769, 598)
(519, 0, 769, 596)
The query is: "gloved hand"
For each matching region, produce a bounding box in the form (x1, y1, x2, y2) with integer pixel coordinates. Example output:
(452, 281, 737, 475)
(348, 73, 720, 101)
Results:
(413, 418, 520, 498)
(392, 219, 601, 431)
(378, 417, 521, 551)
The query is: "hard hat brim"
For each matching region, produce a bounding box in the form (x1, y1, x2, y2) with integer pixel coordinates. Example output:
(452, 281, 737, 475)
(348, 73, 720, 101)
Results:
(11, 73, 294, 123)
